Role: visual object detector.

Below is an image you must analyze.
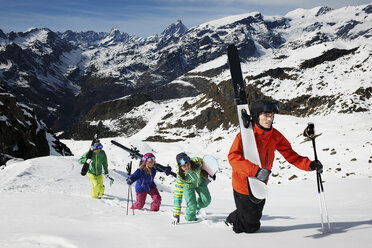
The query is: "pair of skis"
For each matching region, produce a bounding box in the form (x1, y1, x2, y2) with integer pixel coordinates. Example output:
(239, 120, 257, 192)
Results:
(110, 140, 176, 177)
(80, 134, 98, 176)
(227, 45, 331, 233)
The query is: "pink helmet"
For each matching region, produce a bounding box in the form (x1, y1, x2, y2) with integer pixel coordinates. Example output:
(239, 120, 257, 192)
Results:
(142, 153, 156, 163)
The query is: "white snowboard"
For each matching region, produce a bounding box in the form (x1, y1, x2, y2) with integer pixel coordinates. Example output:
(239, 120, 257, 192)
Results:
(247, 177, 268, 203)
(237, 105, 268, 203)
(228, 45, 268, 203)
(202, 155, 219, 176)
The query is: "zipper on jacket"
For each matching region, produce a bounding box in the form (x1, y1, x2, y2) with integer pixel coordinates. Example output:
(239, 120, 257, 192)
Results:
(149, 174, 153, 191)
(260, 131, 266, 167)
(264, 150, 269, 169)
(95, 152, 98, 175)
(188, 170, 200, 186)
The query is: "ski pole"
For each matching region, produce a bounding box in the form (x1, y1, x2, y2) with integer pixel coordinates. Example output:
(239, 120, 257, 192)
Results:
(318, 172, 331, 231)
(127, 184, 135, 215)
(130, 184, 134, 215)
(126, 186, 130, 215)
(316, 172, 324, 232)
(303, 123, 331, 233)
(126, 161, 134, 216)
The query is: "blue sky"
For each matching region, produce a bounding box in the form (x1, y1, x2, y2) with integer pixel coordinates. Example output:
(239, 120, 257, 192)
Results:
(0, 0, 370, 37)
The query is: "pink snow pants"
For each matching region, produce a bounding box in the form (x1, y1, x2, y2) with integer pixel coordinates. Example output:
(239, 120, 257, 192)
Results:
(131, 186, 162, 211)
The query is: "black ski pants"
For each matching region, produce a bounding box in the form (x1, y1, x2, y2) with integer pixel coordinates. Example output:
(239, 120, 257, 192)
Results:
(227, 190, 266, 233)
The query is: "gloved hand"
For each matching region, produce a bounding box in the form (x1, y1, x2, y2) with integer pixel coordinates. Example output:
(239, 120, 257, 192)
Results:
(85, 158, 92, 164)
(255, 168, 271, 183)
(170, 215, 180, 225)
(201, 170, 209, 179)
(208, 174, 216, 181)
(105, 174, 114, 186)
(309, 160, 323, 173)
(126, 177, 132, 185)
(165, 165, 172, 176)
(126, 163, 132, 176)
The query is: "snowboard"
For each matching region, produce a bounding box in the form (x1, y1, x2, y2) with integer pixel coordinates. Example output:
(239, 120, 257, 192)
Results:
(81, 134, 98, 176)
(202, 155, 219, 177)
(227, 45, 267, 203)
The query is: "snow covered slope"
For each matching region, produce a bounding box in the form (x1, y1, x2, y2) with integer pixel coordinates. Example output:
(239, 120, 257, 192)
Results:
(1, 112, 372, 247)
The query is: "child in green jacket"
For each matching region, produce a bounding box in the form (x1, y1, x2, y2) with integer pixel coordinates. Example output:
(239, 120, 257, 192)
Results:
(78, 140, 109, 198)
(171, 152, 211, 224)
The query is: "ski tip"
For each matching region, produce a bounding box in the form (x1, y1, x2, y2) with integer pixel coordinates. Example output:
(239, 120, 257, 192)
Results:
(227, 44, 237, 53)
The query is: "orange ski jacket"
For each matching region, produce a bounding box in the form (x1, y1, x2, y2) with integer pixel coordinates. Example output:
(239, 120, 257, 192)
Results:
(228, 123, 311, 195)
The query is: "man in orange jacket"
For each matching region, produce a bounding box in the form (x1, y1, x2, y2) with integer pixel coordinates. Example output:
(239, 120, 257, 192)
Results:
(225, 100, 323, 233)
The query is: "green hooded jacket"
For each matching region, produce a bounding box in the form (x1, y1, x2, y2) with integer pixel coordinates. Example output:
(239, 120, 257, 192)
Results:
(78, 150, 108, 176)
(173, 157, 205, 215)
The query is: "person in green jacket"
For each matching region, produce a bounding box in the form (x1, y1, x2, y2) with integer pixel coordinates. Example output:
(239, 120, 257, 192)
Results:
(78, 140, 109, 199)
(170, 152, 211, 225)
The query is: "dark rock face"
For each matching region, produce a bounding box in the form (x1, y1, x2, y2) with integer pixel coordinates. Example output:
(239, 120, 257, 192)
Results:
(0, 29, 6, 39)
(300, 47, 358, 69)
(315, 7, 334, 17)
(0, 85, 72, 165)
(0, 29, 77, 130)
(363, 4, 372, 14)
(336, 20, 362, 38)
(62, 94, 153, 139)
(84, 94, 153, 121)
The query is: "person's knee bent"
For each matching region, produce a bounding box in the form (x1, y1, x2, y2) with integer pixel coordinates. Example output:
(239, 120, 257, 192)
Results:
(153, 194, 162, 203)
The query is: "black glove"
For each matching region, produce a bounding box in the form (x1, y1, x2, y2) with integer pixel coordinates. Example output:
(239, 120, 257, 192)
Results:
(209, 174, 216, 181)
(309, 160, 323, 173)
(255, 168, 271, 183)
(126, 162, 132, 176)
(165, 165, 171, 176)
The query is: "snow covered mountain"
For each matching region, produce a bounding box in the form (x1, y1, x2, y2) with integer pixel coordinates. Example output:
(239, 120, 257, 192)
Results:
(75, 4, 372, 139)
(0, 85, 72, 164)
(0, 4, 371, 138)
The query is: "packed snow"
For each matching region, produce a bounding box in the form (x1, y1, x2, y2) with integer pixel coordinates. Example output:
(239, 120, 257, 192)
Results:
(1, 111, 372, 248)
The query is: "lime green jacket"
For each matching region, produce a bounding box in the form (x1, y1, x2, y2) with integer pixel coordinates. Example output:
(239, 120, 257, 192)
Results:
(173, 157, 204, 215)
(79, 150, 108, 176)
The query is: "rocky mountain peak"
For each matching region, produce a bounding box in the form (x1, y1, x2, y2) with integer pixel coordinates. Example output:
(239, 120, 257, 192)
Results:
(315, 6, 334, 17)
(161, 20, 188, 38)
(99, 28, 130, 46)
(0, 29, 6, 39)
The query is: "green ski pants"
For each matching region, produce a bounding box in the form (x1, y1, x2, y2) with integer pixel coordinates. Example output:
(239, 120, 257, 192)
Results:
(184, 180, 211, 221)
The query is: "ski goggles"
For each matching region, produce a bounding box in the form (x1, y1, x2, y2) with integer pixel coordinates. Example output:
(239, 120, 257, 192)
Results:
(146, 156, 156, 162)
(93, 144, 103, 150)
(178, 156, 190, 166)
(263, 103, 279, 113)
